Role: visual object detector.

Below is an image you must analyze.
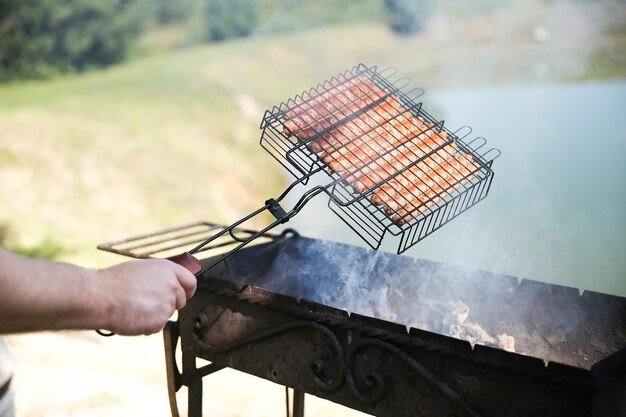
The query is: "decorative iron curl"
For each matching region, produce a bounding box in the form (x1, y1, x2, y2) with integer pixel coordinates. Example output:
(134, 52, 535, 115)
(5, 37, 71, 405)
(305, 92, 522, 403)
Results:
(194, 317, 345, 392)
(345, 338, 482, 416)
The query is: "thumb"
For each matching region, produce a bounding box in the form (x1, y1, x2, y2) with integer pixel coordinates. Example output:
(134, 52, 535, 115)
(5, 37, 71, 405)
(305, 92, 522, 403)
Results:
(173, 265, 197, 299)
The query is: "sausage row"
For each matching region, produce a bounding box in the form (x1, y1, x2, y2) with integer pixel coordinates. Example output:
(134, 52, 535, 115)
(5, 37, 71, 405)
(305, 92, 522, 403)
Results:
(281, 77, 479, 226)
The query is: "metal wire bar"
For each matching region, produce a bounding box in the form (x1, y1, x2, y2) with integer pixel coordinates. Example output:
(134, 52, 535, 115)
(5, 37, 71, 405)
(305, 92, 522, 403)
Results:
(98, 222, 280, 260)
(189, 183, 327, 274)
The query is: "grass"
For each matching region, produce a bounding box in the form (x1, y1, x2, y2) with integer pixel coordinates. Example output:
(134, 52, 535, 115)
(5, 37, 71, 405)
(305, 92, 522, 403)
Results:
(1, 6, 625, 267)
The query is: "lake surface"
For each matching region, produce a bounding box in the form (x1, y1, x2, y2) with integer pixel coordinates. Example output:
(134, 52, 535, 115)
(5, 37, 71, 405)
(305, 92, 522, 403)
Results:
(281, 81, 626, 297)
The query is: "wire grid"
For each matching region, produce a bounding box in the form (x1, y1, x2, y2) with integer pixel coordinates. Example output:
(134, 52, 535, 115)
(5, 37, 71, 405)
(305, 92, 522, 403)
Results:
(260, 63, 499, 253)
(97, 222, 280, 260)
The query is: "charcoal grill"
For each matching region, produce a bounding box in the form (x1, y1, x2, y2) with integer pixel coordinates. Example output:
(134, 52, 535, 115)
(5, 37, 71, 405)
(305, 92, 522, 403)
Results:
(99, 222, 626, 417)
(98, 64, 500, 275)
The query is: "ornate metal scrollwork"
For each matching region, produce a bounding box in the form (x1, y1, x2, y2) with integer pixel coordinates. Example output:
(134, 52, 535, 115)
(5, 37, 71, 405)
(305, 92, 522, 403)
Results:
(345, 338, 387, 404)
(345, 337, 483, 417)
(194, 316, 345, 392)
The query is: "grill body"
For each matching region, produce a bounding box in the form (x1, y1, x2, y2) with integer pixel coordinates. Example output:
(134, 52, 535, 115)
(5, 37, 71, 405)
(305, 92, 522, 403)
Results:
(169, 233, 626, 417)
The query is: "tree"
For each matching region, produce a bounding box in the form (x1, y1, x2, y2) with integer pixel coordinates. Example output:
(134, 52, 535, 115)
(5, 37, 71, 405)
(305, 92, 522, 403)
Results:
(202, 0, 261, 42)
(383, 0, 433, 36)
(0, 0, 148, 80)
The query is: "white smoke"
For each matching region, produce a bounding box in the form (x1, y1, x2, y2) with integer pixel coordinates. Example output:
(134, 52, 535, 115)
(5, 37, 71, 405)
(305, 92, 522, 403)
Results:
(262, 237, 522, 353)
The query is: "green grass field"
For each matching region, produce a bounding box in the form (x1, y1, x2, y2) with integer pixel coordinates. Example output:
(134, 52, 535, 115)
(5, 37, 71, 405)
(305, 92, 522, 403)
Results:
(1, 3, 625, 268)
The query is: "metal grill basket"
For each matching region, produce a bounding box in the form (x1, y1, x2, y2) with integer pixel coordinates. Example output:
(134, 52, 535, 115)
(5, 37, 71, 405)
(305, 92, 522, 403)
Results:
(100, 63, 500, 272)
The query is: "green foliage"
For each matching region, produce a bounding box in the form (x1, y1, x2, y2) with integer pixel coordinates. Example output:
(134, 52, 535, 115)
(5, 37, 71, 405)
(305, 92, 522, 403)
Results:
(437, 0, 512, 17)
(0, 224, 9, 245)
(0, 0, 149, 81)
(0, 148, 19, 165)
(257, 0, 380, 34)
(0, 222, 66, 260)
(382, 0, 433, 36)
(152, 0, 198, 24)
(12, 237, 67, 260)
(202, 0, 261, 42)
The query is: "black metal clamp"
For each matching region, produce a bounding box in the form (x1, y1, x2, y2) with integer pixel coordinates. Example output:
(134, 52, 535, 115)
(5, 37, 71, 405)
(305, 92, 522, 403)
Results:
(266, 198, 289, 223)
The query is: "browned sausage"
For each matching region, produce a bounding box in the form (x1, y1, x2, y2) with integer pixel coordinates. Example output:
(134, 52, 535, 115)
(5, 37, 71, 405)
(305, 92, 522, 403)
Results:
(344, 128, 449, 192)
(389, 154, 478, 224)
(283, 77, 387, 138)
(282, 78, 478, 227)
(370, 142, 458, 205)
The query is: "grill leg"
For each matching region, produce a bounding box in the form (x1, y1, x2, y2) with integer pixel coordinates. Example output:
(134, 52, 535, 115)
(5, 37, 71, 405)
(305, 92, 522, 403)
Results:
(187, 376, 203, 417)
(293, 390, 305, 417)
(164, 320, 205, 417)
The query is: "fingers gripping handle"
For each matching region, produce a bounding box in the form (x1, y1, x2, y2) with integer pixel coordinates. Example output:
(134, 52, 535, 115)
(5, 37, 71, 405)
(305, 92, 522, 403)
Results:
(168, 252, 202, 275)
(96, 252, 201, 337)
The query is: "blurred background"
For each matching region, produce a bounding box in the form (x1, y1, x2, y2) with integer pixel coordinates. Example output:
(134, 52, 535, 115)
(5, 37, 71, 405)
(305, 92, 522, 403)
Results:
(1, 0, 625, 416)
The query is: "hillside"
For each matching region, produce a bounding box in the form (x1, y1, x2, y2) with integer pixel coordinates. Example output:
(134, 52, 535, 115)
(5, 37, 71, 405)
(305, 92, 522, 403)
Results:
(1, 7, 625, 266)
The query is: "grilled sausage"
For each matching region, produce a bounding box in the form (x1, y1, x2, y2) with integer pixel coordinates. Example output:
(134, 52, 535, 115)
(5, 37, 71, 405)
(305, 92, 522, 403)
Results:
(389, 154, 478, 224)
(370, 142, 458, 205)
(283, 76, 387, 138)
(344, 128, 449, 192)
(281, 76, 479, 227)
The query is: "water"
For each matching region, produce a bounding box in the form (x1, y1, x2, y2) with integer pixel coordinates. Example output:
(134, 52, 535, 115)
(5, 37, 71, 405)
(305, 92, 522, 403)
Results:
(281, 81, 626, 297)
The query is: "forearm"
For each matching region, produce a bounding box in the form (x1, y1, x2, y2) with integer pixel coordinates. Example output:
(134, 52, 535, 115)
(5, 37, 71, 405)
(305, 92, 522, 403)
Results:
(0, 248, 104, 333)
(0, 247, 196, 335)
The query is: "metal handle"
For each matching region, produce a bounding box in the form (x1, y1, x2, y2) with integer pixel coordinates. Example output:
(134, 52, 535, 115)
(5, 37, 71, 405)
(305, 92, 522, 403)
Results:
(188, 201, 290, 275)
(188, 184, 327, 276)
(168, 252, 202, 275)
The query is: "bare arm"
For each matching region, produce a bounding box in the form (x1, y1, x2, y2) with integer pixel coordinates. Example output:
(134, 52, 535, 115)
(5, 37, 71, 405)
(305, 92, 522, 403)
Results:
(0, 248, 197, 335)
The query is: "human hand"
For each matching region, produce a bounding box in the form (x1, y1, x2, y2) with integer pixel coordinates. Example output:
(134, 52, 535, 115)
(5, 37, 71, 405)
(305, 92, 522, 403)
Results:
(91, 259, 197, 336)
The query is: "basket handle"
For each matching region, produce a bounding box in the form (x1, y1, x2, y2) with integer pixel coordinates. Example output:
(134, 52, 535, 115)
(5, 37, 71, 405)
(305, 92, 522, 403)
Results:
(168, 252, 202, 275)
